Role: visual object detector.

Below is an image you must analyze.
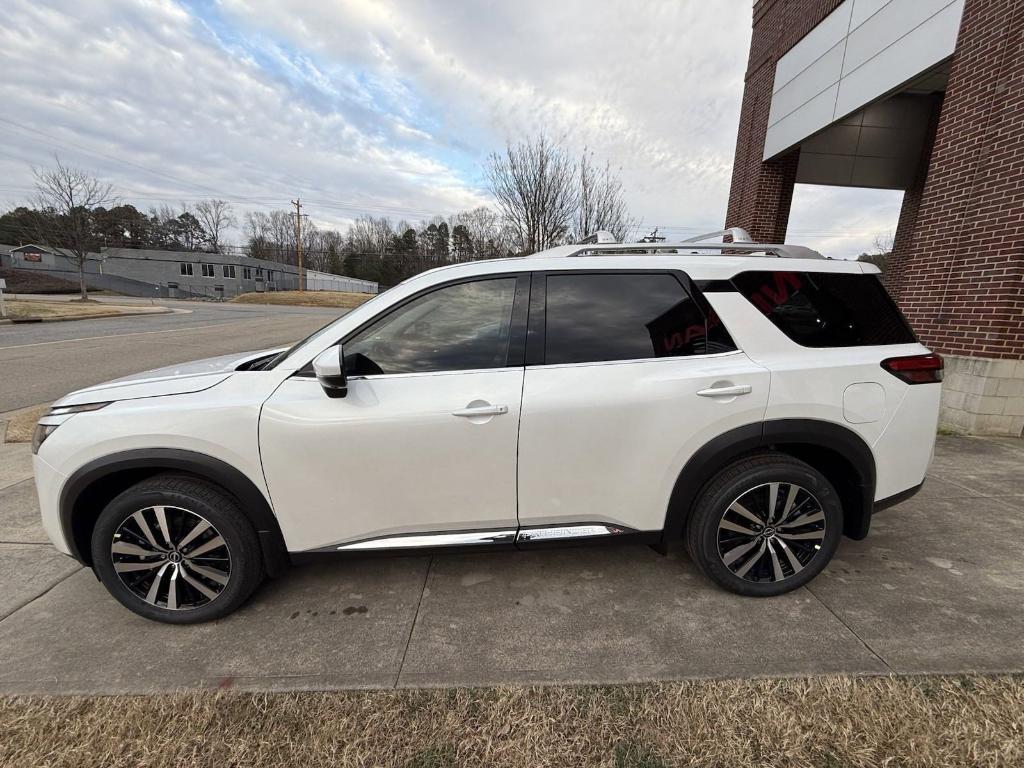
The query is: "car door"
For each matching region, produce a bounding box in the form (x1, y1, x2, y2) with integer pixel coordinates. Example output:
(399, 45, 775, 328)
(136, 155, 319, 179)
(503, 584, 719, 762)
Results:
(260, 274, 529, 552)
(516, 270, 770, 540)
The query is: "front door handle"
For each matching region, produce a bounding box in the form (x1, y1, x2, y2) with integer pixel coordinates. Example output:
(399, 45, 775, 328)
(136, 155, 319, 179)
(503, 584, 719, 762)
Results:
(697, 384, 752, 398)
(452, 404, 509, 417)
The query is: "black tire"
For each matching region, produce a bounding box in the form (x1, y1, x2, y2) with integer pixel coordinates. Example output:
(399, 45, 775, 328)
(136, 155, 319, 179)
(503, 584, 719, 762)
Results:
(685, 453, 843, 597)
(91, 474, 265, 623)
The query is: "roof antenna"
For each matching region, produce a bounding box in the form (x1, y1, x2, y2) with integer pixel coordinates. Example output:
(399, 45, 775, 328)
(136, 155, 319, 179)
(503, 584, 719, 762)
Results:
(639, 228, 666, 243)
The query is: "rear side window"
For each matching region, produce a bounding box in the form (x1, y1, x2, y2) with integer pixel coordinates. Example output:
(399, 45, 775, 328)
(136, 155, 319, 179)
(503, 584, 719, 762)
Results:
(732, 271, 915, 347)
(543, 273, 735, 365)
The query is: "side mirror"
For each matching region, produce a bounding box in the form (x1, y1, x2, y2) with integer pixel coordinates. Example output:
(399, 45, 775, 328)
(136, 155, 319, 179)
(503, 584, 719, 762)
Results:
(312, 345, 347, 398)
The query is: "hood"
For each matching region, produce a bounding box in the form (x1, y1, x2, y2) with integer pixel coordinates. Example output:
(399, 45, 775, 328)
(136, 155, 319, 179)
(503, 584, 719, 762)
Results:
(54, 347, 286, 407)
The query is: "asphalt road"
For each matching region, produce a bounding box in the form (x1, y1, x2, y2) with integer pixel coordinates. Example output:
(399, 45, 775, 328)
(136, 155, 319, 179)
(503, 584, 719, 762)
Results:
(0, 300, 343, 412)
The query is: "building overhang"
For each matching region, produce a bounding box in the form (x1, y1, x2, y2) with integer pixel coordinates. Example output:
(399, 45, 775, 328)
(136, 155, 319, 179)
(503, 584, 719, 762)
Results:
(763, 0, 964, 163)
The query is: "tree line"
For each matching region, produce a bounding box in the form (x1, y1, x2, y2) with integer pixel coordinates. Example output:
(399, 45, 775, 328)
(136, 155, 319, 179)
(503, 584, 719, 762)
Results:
(1, 136, 632, 296)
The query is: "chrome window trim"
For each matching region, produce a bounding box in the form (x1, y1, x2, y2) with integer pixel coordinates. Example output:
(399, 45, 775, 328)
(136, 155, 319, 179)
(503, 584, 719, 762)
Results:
(294, 365, 524, 382)
(295, 353, 744, 382)
(530, 350, 744, 371)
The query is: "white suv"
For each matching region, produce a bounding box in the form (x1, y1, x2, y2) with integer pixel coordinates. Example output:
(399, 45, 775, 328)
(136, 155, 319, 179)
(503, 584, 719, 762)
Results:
(32, 233, 943, 623)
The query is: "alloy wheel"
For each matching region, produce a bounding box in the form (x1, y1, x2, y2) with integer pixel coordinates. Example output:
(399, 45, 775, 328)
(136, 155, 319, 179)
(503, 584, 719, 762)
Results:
(716, 482, 826, 584)
(110, 505, 231, 610)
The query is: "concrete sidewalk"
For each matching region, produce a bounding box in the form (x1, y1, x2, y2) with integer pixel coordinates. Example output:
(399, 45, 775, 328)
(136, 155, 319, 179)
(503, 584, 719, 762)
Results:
(0, 436, 1022, 695)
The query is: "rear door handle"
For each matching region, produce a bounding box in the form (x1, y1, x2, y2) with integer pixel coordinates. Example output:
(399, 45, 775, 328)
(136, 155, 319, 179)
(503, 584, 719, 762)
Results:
(452, 404, 509, 417)
(697, 384, 752, 398)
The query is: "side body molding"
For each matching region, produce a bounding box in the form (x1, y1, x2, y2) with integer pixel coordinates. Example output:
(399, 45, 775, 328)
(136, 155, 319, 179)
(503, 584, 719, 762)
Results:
(661, 418, 876, 549)
(59, 448, 289, 576)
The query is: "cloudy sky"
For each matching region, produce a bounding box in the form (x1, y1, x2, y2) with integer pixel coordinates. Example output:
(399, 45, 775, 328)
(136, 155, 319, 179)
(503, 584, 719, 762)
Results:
(0, 0, 903, 257)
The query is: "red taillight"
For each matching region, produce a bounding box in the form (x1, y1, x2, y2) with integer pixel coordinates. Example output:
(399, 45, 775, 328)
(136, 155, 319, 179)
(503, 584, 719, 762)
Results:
(881, 353, 944, 384)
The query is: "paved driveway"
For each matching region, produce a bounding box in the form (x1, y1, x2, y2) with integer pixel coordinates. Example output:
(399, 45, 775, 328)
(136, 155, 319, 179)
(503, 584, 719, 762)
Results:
(0, 435, 1021, 695)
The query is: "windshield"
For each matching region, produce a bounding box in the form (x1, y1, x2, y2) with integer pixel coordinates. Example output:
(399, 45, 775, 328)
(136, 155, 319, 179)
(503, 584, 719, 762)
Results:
(261, 289, 392, 370)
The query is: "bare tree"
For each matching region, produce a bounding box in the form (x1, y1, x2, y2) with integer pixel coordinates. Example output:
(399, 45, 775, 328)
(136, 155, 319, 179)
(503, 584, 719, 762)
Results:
(572, 151, 632, 242)
(30, 158, 115, 300)
(485, 134, 578, 254)
(858, 231, 894, 272)
(194, 199, 236, 253)
(450, 207, 514, 258)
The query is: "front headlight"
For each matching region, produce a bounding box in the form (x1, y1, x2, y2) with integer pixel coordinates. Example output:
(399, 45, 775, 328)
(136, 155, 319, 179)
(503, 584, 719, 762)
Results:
(31, 402, 111, 455)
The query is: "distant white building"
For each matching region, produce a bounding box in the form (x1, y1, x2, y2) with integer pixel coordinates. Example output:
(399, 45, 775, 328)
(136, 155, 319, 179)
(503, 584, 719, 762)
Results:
(0, 245, 377, 298)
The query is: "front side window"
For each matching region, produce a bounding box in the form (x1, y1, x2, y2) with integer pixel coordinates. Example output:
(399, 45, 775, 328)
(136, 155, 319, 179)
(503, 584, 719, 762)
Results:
(344, 278, 518, 376)
(732, 271, 915, 347)
(543, 273, 733, 365)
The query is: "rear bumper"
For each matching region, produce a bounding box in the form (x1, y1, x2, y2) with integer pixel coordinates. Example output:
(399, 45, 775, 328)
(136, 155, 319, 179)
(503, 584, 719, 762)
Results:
(874, 480, 924, 514)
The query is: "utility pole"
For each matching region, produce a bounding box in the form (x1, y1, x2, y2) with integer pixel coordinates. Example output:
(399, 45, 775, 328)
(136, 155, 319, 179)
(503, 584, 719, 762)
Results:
(291, 198, 307, 291)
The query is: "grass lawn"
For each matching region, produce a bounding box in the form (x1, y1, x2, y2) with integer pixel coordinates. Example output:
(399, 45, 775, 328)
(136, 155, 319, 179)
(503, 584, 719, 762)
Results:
(1, 300, 154, 321)
(232, 290, 375, 309)
(2, 676, 1021, 767)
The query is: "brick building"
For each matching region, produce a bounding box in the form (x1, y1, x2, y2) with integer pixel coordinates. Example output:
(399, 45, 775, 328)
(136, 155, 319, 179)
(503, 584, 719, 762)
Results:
(726, 0, 1024, 436)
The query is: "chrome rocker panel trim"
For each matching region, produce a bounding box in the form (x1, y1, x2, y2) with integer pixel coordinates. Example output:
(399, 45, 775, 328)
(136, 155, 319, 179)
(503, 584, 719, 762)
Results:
(322, 524, 634, 553)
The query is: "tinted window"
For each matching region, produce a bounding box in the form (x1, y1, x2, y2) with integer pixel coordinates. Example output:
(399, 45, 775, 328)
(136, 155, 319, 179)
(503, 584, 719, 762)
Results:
(345, 278, 518, 375)
(733, 271, 915, 347)
(543, 273, 733, 365)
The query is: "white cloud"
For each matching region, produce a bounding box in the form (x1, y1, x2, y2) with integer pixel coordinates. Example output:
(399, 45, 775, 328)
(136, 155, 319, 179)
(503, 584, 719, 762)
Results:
(0, 0, 903, 254)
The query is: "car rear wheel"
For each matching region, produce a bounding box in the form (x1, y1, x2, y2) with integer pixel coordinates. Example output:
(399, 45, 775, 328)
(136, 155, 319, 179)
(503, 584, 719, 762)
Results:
(91, 474, 264, 623)
(685, 454, 843, 596)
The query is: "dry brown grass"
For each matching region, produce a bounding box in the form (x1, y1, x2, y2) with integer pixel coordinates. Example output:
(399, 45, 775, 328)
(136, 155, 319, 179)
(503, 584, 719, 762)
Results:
(2, 402, 50, 443)
(2, 676, 1022, 767)
(2, 300, 157, 321)
(231, 290, 375, 309)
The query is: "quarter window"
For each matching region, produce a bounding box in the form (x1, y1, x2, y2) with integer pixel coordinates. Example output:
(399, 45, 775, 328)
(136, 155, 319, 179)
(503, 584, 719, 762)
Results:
(732, 271, 915, 347)
(345, 278, 519, 375)
(543, 273, 733, 365)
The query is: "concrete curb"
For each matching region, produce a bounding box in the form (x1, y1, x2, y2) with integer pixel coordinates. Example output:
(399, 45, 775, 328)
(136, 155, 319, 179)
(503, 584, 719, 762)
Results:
(0, 306, 172, 325)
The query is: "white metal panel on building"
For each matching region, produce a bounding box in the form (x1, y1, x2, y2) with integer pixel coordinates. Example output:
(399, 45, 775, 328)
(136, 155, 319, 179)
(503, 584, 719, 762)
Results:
(763, 0, 964, 160)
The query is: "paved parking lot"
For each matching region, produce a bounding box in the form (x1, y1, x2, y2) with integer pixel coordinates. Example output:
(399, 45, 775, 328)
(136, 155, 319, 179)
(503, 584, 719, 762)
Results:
(0, 434, 1022, 695)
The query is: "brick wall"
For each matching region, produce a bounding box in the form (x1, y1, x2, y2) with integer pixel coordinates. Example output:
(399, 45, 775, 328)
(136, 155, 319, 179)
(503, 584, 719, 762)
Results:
(885, 94, 944, 299)
(730, 0, 1024, 362)
(890, 0, 1024, 360)
(725, 0, 843, 241)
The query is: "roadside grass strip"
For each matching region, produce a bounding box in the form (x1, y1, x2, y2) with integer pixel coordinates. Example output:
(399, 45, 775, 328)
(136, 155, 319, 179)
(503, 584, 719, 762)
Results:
(231, 290, 374, 309)
(2, 675, 1022, 767)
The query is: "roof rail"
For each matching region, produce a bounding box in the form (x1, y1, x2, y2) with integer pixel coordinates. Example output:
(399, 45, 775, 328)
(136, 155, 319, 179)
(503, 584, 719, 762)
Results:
(527, 240, 826, 260)
(682, 227, 753, 244)
(577, 230, 618, 245)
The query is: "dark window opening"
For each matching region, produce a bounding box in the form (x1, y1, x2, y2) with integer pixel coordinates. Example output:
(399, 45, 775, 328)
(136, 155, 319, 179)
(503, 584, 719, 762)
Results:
(732, 271, 915, 347)
(543, 273, 735, 365)
(345, 278, 519, 376)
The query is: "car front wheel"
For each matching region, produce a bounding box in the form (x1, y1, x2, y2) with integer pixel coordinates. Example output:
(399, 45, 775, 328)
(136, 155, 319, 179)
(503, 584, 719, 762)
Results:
(685, 454, 843, 596)
(91, 474, 264, 623)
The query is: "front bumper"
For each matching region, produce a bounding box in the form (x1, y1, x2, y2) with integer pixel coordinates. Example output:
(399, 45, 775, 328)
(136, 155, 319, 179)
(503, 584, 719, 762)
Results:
(32, 453, 72, 556)
(874, 480, 925, 514)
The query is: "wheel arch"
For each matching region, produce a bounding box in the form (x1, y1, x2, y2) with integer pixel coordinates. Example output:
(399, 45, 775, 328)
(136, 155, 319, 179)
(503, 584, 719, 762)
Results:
(661, 419, 876, 549)
(59, 449, 289, 576)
